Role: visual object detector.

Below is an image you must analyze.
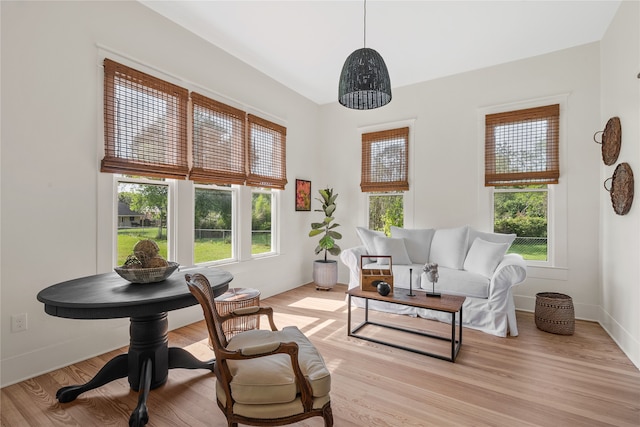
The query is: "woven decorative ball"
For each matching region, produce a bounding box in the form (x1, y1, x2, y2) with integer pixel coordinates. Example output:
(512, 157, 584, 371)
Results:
(535, 292, 575, 335)
(114, 261, 179, 284)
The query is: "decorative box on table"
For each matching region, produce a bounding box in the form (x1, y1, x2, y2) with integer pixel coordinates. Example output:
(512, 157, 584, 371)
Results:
(359, 255, 394, 293)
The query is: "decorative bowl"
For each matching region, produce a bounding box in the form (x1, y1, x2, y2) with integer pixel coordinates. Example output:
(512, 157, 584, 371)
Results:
(114, 261, 180, 284)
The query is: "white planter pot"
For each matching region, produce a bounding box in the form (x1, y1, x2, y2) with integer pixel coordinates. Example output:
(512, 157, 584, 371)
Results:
(313, 260, 337, 290)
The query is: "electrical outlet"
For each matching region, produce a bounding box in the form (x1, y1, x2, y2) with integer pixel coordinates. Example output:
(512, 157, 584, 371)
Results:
(11, 313, 27, 332)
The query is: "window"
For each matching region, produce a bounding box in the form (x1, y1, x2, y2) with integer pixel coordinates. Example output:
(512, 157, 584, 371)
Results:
(485, 104, 559, 262)
(361, 127, 409, 234)
(494, 186, 549, 261)
(251, 189, 274, 256)
(368, 193, 404, 235)
(194, 185, 235, 263)
(101, 58, 285, 267)
(117, 178, 169, 265)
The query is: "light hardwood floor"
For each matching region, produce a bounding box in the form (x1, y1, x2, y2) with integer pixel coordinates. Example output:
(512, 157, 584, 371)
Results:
(2, 283, 639, 426)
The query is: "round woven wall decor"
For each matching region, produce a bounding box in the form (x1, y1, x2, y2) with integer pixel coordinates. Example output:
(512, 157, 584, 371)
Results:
(594, 117, 621, 165)
(605, 162, 634, 215)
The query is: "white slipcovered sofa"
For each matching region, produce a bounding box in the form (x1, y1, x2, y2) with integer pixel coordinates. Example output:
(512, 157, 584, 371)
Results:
(340, 225, 527, 337)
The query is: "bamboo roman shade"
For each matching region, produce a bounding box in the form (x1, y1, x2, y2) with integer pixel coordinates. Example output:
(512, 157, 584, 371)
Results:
(102, 59, 189, 179)
(101, 59, 288, 189)
(361, 127, 409, 192)
(246, 114, 287, 190)
(485, 104, 560, 186)
(190, 92, 246, 185)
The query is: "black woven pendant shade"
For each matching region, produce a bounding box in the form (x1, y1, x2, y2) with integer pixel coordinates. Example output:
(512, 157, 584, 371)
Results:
(338, 47, 392, 110)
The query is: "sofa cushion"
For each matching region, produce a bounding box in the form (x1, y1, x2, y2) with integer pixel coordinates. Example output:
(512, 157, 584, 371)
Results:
(421, 268, 490, 299)
(467, 228, 516, 253)
(464, 238, 509, 278)
(373, 236, 412, 265)
(355, 227, 385, 262)
(429, 226, 469, 270)
(390, 226, 435, 264)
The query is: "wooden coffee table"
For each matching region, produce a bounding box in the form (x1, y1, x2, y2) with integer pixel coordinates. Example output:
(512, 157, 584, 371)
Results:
(347, 288, 465, 362)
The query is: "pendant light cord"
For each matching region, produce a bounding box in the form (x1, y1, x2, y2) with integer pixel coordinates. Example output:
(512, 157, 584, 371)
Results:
(363, 0, 367, 48)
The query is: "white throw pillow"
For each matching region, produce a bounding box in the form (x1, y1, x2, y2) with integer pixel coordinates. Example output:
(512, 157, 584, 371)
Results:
(355, 227, 385, 254)
(429, 226, 469, 270)
(464, 238, 510, 278)
(467, 228, 516, 253)
(373, 236, 412, 265)
(390, 226, 435, 264)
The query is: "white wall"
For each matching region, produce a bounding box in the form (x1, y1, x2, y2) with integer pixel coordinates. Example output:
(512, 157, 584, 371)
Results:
(0, 1, 322, 387)
(324, 43, 610, 336)
(599, 0, 640, 368)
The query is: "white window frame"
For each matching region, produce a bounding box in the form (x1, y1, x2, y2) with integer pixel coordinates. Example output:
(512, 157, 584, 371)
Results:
(478, 95, 568, 279)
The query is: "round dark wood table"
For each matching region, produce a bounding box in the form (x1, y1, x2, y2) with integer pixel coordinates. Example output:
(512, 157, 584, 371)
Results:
(37, 266, 232, 427)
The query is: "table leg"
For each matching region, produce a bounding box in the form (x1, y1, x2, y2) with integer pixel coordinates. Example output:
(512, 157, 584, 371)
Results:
(56, 353, 128, 403)
(128, 314, 169, 390)
(129, 357, 152, 427)
(168, 347, 214, 371)
(451, 312, 456, 361)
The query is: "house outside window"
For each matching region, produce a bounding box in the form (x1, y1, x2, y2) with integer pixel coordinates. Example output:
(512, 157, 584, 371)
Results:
(485, 104, 559, 263)
(116, 178, 170, 265)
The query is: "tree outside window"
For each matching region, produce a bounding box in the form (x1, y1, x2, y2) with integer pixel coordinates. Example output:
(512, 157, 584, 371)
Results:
(252, 190, 273, 255)
(194, 186, 233, 263)
(368, 193, 403, 235)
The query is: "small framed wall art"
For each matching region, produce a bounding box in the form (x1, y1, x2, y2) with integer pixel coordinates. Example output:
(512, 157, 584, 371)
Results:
(295, 179, 311, 211)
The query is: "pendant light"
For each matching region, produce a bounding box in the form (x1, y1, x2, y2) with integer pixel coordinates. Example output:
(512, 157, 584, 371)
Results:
(338, 0, 392, 110)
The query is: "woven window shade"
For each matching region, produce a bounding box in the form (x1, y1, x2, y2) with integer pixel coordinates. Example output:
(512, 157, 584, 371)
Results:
(361, 127, 409, 192)
(485, 104, 559, 186)
(246, 114, 287, 190)
(102, 59, 189, 179)
(190, 92, 246, 185)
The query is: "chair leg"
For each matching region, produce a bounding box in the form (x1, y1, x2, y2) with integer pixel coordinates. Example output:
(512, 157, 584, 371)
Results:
(323, 404, 334, 427)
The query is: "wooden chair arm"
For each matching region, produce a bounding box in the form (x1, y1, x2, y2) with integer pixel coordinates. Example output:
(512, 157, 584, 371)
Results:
(220, 306, 278, 331)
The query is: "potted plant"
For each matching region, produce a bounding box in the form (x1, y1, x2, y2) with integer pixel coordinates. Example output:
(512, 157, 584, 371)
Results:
(308, 188, 342, 290)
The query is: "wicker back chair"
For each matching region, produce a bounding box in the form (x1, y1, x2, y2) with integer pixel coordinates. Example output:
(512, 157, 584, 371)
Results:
(185, 273, 333, 427)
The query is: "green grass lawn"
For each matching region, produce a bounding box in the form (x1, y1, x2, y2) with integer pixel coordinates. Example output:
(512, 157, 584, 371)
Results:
(117, 227, 270, 265)
(509, 243, 547, 261)
(118, 227, 545, 264)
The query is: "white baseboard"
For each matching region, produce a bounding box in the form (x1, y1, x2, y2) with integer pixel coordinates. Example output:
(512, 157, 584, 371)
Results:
(0, 306, 203, 388)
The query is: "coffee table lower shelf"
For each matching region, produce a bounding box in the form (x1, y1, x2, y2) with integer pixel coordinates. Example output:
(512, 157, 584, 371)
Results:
(347, 289, 465, 362)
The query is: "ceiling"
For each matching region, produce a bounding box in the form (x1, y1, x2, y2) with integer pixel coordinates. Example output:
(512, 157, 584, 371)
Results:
(139, 1, 621, 106)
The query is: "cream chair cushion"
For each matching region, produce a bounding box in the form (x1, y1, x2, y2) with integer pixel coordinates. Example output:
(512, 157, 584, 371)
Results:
(216, 326, 331, 406)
